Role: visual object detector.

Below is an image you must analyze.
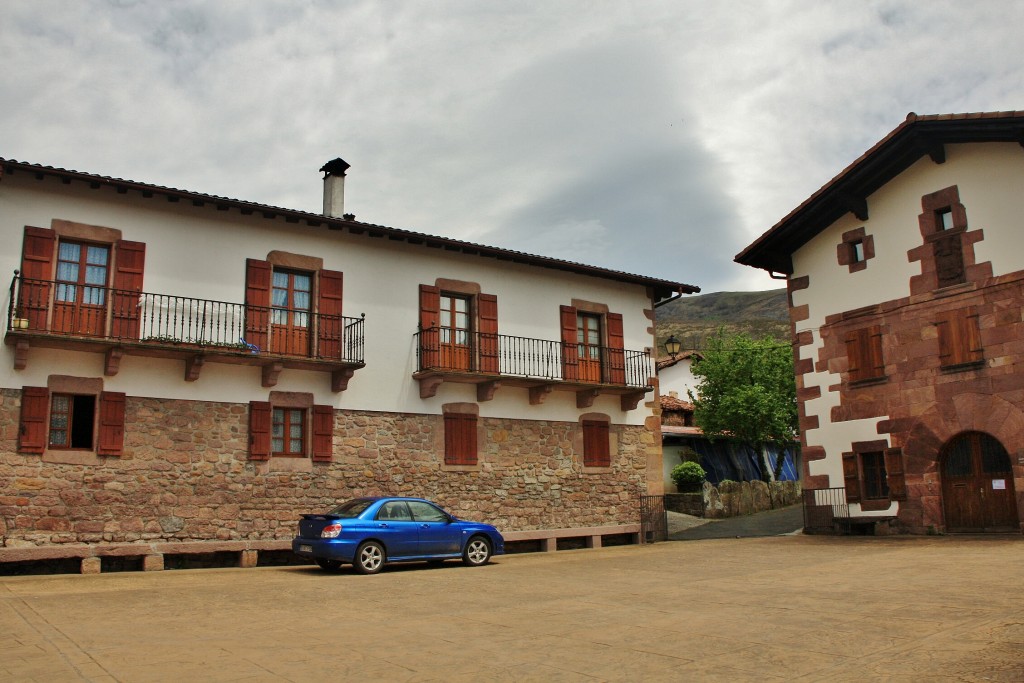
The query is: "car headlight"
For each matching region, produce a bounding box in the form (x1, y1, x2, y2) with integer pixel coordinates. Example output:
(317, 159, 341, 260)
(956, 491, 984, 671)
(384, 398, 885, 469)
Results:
(321, 523, 342, 538)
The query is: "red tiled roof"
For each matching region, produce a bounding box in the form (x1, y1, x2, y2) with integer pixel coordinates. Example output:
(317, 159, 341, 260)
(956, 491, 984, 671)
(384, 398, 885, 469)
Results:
(659, 395, 694, 411)
(0, 157, 699, 301)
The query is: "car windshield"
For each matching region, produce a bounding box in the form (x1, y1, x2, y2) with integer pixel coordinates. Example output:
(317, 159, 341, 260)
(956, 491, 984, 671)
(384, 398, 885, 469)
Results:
(326, 499, 375, 518)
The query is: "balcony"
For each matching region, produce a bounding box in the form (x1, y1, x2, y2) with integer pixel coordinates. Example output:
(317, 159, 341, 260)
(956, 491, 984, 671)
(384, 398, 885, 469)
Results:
(5, 274, 366, 392)
(413, 328, 653, 410)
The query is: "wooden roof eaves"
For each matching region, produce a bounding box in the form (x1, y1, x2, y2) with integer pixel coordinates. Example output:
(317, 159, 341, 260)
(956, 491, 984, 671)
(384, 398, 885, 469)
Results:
(0, 158, 699, 300)
(735, 111, 1024, 273)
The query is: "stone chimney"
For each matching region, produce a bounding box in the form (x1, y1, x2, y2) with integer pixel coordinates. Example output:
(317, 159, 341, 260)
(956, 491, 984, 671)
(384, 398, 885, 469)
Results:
(319, 158, 350, 218)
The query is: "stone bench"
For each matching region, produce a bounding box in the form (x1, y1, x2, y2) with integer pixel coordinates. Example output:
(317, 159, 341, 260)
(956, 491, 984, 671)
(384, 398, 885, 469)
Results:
(501, 524, 642, 552)
(0, 540, 293, 574)
(0, 524, 643, 574)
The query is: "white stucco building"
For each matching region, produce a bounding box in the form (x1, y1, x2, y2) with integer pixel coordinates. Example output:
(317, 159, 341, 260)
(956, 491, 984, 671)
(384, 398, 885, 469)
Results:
(1, 156, 697, 569)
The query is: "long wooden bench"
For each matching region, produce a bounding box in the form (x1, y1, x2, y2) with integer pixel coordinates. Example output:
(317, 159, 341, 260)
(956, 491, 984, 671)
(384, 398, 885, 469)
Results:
(0, 524, 644, 574)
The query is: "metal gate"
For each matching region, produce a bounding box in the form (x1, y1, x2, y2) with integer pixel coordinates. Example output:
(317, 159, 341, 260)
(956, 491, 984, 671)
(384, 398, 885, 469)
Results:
(802, 488, 849, 534)
(640, 495, 668, 543)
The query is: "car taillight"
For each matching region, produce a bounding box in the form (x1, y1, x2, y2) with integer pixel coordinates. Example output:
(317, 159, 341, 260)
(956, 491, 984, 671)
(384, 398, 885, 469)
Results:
(321, 524, 342, 538)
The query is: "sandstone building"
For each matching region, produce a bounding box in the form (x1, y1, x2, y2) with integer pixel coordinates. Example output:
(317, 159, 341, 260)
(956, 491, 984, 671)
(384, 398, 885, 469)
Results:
(737, 111, 1024, 533)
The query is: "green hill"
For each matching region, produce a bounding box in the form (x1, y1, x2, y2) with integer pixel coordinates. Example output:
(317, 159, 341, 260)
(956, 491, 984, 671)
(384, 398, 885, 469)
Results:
(655, 288, 789, 357)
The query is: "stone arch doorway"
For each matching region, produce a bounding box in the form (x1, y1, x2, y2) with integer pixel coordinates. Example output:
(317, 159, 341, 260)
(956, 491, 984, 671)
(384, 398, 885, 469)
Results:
(940, 432, 1018, 532)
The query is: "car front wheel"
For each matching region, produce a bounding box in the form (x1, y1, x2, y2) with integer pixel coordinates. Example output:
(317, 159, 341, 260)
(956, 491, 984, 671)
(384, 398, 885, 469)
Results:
(462, 536, 492, 567)
(354, 541, 385, 575)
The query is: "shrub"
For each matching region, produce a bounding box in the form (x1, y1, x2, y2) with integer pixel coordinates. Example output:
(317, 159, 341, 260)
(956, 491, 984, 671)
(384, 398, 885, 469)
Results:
(671, 461, 706, 487)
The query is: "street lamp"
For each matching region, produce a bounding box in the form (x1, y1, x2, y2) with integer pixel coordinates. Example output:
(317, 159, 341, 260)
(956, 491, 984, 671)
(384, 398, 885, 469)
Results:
(665, 335, 681, 358)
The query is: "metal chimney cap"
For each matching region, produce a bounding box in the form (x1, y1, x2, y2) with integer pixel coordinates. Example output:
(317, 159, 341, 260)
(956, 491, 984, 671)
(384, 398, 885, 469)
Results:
(319, 158, 351, 178)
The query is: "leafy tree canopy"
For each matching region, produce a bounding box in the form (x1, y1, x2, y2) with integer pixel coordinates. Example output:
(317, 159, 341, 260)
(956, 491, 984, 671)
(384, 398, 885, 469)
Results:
(688, 332, 798, 448)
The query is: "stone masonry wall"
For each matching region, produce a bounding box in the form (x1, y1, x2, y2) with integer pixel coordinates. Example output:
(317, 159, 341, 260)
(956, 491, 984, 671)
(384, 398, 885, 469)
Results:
(0, 390, 651, 548)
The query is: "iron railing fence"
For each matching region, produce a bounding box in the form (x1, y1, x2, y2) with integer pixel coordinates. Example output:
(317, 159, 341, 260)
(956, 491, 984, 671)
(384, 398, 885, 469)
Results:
(8, 274, 365, 363)
(640, 495, 668, 543)
(802, 487, 850, 534)
(413, 327, 653, 389)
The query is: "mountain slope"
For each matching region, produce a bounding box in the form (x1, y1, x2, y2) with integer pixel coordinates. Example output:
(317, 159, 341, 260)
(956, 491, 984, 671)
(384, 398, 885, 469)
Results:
(655, 288, 789, 356)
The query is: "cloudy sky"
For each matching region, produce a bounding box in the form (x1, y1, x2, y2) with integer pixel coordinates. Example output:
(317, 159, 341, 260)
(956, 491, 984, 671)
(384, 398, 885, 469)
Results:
(2, 1, 1021, 293)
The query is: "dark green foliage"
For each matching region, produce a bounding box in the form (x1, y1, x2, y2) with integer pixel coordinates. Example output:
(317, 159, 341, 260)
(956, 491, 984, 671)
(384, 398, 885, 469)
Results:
(688, 332, 798, 479)
(670, 461, 707, 486)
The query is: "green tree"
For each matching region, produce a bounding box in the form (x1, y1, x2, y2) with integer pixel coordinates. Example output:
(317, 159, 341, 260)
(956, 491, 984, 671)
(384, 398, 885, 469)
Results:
(688, 332, 798, 481)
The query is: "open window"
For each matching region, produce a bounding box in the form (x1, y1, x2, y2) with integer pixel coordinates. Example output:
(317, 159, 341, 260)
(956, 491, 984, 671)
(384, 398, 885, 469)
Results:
(18, 385, 125, 456)
(842, 443, 906, 510)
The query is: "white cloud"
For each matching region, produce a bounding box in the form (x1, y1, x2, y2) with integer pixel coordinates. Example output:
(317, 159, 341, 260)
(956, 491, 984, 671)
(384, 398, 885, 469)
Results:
(1, 0, 1021, 294)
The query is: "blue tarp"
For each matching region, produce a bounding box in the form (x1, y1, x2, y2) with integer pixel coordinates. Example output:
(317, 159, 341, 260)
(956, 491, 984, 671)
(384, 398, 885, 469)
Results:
(678, 438, 799, 484)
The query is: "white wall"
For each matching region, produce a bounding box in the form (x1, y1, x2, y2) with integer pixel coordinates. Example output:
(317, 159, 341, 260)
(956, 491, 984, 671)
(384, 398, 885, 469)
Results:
(1, 175, 659, 425)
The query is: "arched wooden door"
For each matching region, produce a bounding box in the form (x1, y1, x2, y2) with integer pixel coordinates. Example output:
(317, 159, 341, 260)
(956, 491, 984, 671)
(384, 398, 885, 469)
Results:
(941, 432, 1019, 532)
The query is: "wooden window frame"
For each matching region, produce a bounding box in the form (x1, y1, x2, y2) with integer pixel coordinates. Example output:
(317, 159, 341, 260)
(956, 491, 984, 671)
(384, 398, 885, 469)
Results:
(418, 280, 499, 374)
(18, 224, 146, 339)
(18, 383, 125, 457)
(936, 307, 984, 371)
(244, 253, 343, 359)
(559, 300, 626, 385)
(48, 393, 96, 450)
(248, 396, 333, 462)
(444, 412, 478, 466)
(842, 442, 906, 510)
(272, 407, 307, 457)
(844, 324, 885, 385)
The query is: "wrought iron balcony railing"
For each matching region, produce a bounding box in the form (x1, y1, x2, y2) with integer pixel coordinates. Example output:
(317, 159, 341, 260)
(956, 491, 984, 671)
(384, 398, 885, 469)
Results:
(414, 327, 653, 389)
(7, 273, 365, 364)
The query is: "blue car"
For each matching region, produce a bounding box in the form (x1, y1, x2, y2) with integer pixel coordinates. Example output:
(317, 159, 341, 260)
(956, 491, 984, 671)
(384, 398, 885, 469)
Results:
(292, 497, 505, 574)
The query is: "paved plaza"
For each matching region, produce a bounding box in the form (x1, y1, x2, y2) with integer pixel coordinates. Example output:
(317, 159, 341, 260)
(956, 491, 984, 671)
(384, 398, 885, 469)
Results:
(1, 534, 1022, 682)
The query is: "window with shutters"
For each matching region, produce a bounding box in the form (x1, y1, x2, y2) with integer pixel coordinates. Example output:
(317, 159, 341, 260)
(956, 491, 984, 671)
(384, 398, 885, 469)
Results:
(244, 254, 343, 360)
(936, 307, 983, 371)
(844, 325, 885, 384)
(18, 384, 126, 457)
(248, 396, 332, 462)
(841, 443, 906, 511)
(582, 419, 611, 467)
(559, 301, 625, 385)
(444, 413, 478, 466)
(417, 281, 498, 374)
(17, 224, 146, 340)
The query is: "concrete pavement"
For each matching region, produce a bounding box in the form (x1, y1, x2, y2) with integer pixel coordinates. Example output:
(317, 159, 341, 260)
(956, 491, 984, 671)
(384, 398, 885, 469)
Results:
(1, 534, 1022, 682)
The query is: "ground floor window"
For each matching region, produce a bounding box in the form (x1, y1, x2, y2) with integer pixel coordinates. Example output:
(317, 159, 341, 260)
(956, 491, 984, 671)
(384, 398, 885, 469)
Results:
(444, 413, 478, 465)
(860, 451, 889, 500)
(272, 407, 306, 456)
(582, 419, 610, 467)
(49, 394, 96, 449)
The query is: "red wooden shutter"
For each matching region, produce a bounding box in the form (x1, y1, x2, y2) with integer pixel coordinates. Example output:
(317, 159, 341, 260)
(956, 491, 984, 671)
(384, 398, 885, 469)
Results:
(111, 240, 146, 340)
(842, 452, 862, 504)
(884, 447, 907, 502)
(560, 305, 579, 381)
(935, 315, 954, 366)
(244, 259, 271, 351)
(248, 401, 271, 460)
(19, 227, 56, 330)
(606, 312, 626, 385)
(583, 420, 610, 467)
(419, 285, 441, 370)
(316, 269, 344, 360)
(444, 413, 477, 465)
(964, 309, 983, 364)
(18, 386, 50, 454)
(844, 330, 862, 380)
(868, 325, 885, 379)
(478, 293, 499, 374)
(311, 404, 334, 461)
(97, 391, 126, 456)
